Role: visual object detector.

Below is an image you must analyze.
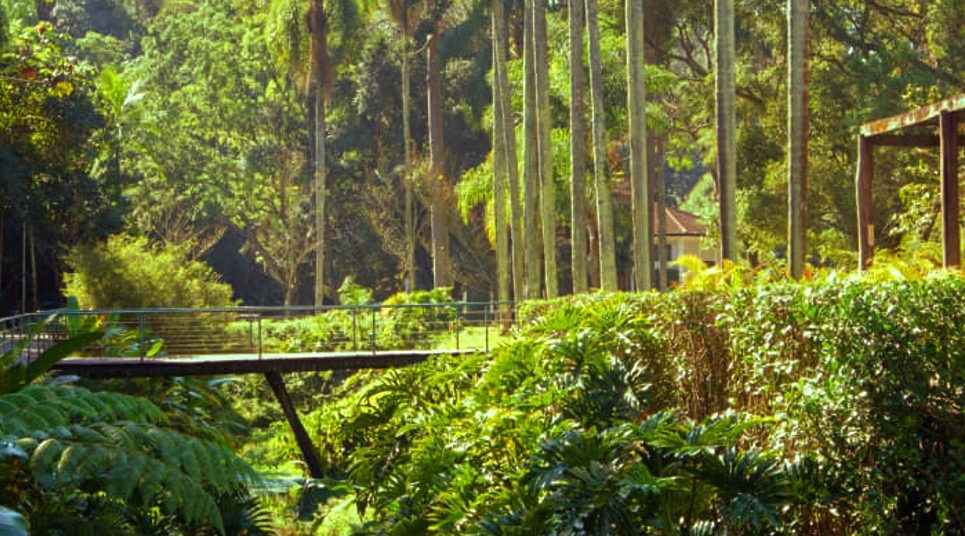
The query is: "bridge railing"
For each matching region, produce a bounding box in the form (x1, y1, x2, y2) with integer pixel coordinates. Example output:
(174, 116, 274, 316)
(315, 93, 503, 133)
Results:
(0, 302, 515, 360)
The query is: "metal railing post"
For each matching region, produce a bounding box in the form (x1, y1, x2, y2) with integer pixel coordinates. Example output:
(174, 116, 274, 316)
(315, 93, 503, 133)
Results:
(484, 303, 489, 353)
(352, 308, 358, 351)
(139, 312, 146, 362)
(454, 305, 460, 351)
(258, 316, 263, 359)
(370, 306, 377, 354)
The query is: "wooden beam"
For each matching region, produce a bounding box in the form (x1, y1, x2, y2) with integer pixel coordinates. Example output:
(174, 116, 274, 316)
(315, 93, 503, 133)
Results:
(264, 371, 325, 479)
(941, 111, 960, 267)
(870, 134, 965, 147)
(861, 94, 965, 138)
(856, 135, 875, 270)
(51, 350, 473, 378)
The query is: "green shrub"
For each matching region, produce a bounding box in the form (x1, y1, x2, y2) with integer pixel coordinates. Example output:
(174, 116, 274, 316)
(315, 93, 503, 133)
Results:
(63, 234, 235, 309)
(242, 279, 965, 533)
(62, 235, 237, 354)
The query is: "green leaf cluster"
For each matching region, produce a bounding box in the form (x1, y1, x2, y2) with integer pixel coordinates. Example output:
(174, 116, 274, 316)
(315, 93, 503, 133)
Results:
(280, 278, 965, 533)
(0, 385, 262, 534)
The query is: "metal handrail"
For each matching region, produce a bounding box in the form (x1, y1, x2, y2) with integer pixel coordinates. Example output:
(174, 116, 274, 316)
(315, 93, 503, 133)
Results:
(0, 302, 516, 361)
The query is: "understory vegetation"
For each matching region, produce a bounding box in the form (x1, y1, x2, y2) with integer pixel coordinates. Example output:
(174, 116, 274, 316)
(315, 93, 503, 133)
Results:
(246, 275, 963, 534)
(0, 319, 270, 534)
(2, 275, 962, 534)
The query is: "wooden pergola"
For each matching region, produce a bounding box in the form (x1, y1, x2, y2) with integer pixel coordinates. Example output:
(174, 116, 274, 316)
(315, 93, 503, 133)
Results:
(856, 94, 965, 269)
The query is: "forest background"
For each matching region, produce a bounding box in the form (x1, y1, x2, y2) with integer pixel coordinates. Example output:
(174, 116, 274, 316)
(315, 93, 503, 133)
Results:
(2, 0, 964, 310)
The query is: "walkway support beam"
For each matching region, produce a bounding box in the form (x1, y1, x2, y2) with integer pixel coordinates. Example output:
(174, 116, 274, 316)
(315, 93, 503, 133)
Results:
(940, 111, 960, 268)
(264, 371, 325, 479)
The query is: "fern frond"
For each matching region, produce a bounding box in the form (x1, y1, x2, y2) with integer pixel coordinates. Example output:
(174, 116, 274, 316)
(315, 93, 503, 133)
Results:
(0, 386, 168, 437)
(3, 384, 259, 534)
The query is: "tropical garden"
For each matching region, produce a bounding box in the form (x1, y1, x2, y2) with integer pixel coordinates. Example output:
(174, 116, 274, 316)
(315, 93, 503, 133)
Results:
(1, 0, 964, 532)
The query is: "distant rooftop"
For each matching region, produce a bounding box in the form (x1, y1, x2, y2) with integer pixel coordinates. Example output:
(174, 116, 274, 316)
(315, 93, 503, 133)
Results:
(660, 205, 705, 237)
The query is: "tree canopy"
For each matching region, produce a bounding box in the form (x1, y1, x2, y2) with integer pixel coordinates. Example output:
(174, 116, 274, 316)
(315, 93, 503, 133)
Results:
(2, 0, 963, 309)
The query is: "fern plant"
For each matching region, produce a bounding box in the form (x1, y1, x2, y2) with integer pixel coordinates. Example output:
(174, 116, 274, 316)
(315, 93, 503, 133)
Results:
(0, 385, 262, 534)
(0, 321, 268, 534)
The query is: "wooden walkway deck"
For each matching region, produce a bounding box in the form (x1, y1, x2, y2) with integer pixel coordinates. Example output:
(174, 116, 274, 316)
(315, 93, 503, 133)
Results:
(53, 349, 478, 378)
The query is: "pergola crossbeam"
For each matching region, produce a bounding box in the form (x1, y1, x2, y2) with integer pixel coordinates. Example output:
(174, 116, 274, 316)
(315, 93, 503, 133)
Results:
(860, 95, 965, 138)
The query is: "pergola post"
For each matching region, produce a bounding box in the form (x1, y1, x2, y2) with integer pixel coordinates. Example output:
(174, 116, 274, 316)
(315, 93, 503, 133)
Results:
(940, 111, 960, 268)
(856, 135, 875, 270)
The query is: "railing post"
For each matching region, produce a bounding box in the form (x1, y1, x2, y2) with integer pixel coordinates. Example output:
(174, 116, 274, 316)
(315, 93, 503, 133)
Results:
(352, 308, 358, 351)
(484, 303, 489, 353)
(454, 304, 460, 351)
(258, 316, 263, 360)
(139, 312, 146, 362)
(370, 306, 377, 354)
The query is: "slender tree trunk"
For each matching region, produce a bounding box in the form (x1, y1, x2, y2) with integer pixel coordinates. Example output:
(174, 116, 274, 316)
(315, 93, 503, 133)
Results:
(655, 138, 668, 290)
(627, 0, 650, 291)
(402, 16, 416, 292)
(310, 0, 328, 309)
(28, 224, 36, 311)
(645, 15, 669, 291)
(534, 0, 557, 298)
(522, 0, 541, 299)
(20, 225, 25, 315)
(427, 33, 451, 288)
(716, 0, 737, 262)
(494, 4, 524, 302)
(569, 0, 588, 294)
(492, 0, 510, 312)
(586, 0, 617, 290)
(788, 0, 808, 278)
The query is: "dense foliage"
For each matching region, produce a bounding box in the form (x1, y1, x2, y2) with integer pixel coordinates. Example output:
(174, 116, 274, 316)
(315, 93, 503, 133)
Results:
(261, 287, 456, 352)
(250, 277, 964, 533)
(62, 234, 236, 309)
(3, 0, 965, 308)
(0, 324, 270, 534)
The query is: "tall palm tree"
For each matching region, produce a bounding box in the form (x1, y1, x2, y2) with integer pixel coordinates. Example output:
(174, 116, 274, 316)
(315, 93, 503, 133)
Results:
(266, 0, 363, 306)
(626, 0, 650, 291)
(715, 0, 737, 263)
(586, 0, 617, 290)
(309, 0, 327, 308)
(386, 0, 421, 291)
(569, 0, 588, 294)
(787, 0, 808, 278)
(534, 0, 557, 298)
(491, 0, 510, 309)
(426, 33, 452, 288)
(522, 0, 541, 298)
(493, 0, 525, 301)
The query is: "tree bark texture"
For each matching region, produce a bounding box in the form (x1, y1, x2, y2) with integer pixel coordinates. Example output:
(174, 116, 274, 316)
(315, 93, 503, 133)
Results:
(787, 0, 808, 278)
(715, 0, 737, 263)
(626, 0, 650, 291)
(569, 0, 588, 294)
(493, 3, 525, 302)
(534, 0, 557, 298)
(522, 0, 542, 299)
(427, 33, 451, 288)
(491, 0, 511, 309)
(401, 13, 416, 292)
(310, 0, 327, 308)
(586, 0, 618, 291)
